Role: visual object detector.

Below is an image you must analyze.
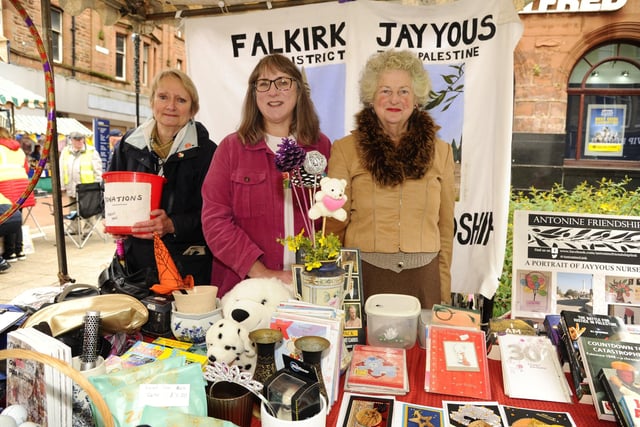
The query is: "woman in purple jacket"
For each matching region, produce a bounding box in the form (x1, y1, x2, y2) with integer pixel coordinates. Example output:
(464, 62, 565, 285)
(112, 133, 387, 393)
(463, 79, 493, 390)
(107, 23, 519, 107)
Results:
(201, 54, 331, 297)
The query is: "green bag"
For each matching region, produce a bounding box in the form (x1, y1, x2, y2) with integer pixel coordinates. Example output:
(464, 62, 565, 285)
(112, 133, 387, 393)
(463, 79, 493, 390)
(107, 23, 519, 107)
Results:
(89, 356, 207, 427)
(139, 406, 237, 427)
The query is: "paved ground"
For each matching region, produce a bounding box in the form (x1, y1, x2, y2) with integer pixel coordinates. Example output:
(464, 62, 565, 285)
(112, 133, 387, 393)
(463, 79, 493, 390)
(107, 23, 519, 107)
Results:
(0, 193, 116, 304)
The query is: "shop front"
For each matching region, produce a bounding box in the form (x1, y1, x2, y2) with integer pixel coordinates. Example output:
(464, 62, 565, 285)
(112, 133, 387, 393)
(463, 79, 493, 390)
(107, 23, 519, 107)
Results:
(512, 0, 640, 191)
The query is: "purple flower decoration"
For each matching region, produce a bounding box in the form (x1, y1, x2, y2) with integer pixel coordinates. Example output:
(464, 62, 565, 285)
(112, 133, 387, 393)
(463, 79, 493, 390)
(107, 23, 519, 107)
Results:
(275, 137, 306, 173)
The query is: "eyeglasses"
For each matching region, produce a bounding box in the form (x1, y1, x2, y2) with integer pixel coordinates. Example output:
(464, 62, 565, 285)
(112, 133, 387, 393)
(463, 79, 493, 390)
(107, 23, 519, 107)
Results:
(254, 77, 296, 92)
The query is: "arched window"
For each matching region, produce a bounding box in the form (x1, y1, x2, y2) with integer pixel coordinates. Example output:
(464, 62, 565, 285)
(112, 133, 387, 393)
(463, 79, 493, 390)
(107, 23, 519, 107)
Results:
(565, 42, 640, 166)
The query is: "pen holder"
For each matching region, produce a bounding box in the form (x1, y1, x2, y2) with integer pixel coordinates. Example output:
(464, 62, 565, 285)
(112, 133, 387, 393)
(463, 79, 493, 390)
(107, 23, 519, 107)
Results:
(207, 381, 255, 427)
(72, 355, 106, 427)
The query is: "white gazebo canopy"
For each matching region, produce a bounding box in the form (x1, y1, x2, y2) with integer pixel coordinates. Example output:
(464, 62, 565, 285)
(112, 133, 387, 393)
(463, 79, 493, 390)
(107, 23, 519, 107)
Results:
(0, 75, 46, 109)
(14, 115, 92, 137)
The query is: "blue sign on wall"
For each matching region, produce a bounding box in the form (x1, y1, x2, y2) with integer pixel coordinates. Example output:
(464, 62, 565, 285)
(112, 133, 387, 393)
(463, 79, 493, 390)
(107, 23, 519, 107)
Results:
(93, 118, 110, 171)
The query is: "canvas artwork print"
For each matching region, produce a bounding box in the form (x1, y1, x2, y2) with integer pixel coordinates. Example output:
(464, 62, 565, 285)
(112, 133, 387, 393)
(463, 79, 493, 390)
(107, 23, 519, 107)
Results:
(515, 269, 552, 316)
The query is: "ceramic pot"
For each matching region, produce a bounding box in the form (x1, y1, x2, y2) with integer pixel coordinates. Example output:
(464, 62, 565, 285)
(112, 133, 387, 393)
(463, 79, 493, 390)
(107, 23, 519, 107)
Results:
(172, 285, 218, 313)
(171, 302, 223, 344)
(300, 261, 346, 308)
(71, 356, 106, 427)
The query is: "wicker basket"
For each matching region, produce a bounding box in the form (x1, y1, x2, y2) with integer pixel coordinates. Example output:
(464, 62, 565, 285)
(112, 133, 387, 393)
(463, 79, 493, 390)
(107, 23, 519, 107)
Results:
(0, 348, 115, 427)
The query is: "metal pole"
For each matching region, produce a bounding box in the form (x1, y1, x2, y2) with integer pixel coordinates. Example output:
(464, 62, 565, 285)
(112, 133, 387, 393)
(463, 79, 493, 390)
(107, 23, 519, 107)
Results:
(133, 33, 140, 127)
(41, 0, 72, 285)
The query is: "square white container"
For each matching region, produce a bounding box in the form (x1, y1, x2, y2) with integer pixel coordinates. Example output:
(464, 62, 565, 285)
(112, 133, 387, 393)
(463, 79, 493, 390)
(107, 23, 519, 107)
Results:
(365, 294, 421, 349)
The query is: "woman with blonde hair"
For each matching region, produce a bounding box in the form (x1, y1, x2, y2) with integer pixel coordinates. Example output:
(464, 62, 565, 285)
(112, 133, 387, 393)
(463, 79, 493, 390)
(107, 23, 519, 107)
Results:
(327, 50, 455, 309)
(107, 69, 216, 288)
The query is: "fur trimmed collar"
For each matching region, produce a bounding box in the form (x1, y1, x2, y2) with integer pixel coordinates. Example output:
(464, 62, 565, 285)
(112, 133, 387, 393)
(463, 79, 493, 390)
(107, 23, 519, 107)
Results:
(355, 107, 437, 187)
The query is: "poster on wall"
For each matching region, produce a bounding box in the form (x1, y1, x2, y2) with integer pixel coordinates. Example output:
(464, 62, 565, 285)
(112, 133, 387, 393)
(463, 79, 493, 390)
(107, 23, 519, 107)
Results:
(511, 210, 640, 322)
(185, 0, 524, 298)
(584, 104, 626, 158)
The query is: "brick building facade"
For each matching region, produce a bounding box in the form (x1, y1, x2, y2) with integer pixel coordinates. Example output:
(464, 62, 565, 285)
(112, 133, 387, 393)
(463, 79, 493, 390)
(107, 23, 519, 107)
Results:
(0, 0, 186, 132)
(512, 0, 640, 190)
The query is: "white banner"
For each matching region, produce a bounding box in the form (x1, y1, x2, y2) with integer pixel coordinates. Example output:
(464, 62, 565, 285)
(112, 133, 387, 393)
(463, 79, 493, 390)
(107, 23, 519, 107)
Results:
(185, 0, 523, 298)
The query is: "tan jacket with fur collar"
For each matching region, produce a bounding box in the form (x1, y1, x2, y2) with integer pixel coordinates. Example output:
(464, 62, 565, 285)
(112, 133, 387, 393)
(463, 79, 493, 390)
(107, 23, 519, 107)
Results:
(327, 108, 455, 300)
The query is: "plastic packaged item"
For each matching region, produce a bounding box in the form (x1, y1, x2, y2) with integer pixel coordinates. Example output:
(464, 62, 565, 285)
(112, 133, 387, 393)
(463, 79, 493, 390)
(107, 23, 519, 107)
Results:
(364, 294, 421, 349)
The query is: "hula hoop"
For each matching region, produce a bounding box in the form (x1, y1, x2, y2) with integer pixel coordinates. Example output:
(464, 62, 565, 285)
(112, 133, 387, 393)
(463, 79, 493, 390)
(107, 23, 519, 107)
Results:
(0, 0, 56, 226)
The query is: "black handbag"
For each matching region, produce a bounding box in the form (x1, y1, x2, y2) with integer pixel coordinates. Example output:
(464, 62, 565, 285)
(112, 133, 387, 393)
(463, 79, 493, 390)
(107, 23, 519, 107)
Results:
(98, 254, 151, 300)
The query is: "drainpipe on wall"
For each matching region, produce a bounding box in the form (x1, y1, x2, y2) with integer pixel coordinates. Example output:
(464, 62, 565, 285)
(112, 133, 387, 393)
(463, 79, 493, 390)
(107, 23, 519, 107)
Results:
(71, 16, 76, 77)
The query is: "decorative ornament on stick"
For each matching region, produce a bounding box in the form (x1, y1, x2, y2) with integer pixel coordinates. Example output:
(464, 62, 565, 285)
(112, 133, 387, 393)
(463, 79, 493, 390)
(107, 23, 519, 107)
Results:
(149, 232, 195, 294)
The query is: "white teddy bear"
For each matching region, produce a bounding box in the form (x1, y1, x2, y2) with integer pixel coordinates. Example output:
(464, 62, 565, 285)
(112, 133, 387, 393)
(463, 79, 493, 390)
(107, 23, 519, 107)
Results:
(205, 277, 293, 373)
(308, 176, 348, 222)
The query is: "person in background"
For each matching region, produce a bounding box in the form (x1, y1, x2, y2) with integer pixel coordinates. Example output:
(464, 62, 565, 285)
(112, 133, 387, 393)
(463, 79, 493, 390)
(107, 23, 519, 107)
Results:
(108, 128, 123, 151)
(201, 53, 332, 297)
(108, 69, 216, 287)
(0, 127, 35, 262)
(327, 50, 455, 309)
(59, 131, 103, 234)
(29, 143, 41, 163)
(0, 192, 23, 272)
(16, 134, 34, 157)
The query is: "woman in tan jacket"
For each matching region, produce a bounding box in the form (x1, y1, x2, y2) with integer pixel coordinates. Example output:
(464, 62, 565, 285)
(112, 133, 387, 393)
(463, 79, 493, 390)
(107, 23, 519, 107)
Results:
(327, 50, 455, 309)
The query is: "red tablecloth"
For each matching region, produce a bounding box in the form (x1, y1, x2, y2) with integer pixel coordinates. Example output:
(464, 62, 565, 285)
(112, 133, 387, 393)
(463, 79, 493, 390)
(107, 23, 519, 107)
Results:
(251, 343, 616, 426)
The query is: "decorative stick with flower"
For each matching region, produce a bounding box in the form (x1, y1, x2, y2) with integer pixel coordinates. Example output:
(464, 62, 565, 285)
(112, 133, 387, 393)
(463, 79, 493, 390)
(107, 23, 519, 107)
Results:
(274, 137, 324, 239)
(274, 137, 348, 270)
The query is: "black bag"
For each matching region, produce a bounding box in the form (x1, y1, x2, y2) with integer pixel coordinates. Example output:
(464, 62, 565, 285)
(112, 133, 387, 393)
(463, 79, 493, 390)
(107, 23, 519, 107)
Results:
(98, 255, 151, 300)
(54, 283, 101, 303)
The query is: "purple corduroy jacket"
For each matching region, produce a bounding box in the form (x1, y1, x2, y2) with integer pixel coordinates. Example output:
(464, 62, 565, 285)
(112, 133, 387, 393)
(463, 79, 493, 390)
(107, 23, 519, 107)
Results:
(201, 132, 331, 296)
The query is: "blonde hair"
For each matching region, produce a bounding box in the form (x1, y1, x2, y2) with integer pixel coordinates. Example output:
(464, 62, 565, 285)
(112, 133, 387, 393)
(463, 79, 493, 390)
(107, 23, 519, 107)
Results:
(150, 69, 200, 117)
(359, 50, 432, 106)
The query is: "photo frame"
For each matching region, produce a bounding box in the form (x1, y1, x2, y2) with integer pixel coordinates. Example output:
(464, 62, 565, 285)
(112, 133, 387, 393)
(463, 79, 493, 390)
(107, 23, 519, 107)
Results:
(339, 248, 366, 350)
(291, 264, 305, 300)
(344, 302, 363, 329)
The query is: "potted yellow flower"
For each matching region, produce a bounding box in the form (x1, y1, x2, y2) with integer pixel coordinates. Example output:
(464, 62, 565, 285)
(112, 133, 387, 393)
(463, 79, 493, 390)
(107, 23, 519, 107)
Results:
(279, 229, 342, 271)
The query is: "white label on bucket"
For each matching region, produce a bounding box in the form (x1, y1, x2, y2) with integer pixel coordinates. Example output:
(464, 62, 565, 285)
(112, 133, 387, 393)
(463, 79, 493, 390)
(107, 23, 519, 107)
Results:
(104, 181, 153, 227)
(139, 383, 190, 407)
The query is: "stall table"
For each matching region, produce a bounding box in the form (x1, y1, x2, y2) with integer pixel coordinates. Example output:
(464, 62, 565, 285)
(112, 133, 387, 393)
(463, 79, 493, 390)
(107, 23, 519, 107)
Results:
(251, 342, 617, 426)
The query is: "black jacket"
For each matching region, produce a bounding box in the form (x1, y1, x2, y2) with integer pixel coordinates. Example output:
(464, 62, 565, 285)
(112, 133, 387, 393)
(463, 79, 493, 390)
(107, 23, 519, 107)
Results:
(108, 120, 216, 286)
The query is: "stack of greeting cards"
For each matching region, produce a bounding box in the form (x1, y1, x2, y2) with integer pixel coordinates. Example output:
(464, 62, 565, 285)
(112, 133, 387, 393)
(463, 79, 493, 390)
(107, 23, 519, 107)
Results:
(344, 345, 409, 395)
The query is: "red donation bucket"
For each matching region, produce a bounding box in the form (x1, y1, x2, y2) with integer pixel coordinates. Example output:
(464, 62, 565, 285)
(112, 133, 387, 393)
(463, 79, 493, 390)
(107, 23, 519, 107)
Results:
(102, 171, 166, 234)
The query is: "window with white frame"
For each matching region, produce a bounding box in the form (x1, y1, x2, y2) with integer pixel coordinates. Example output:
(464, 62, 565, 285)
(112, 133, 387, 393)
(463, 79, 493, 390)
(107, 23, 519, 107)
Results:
(115, 33, 126, 80)
(51, 9, 62, 63)
(142, 43, 149, 86)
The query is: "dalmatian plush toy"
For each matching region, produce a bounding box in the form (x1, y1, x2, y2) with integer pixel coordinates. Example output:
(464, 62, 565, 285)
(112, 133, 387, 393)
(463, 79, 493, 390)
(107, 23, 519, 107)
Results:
(205, 277, 293, 373)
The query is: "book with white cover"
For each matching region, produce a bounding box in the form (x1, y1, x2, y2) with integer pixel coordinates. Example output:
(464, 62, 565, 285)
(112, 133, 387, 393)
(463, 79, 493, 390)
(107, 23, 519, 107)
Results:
(499, 334, 572, 403)
(6, 327, 72, 427)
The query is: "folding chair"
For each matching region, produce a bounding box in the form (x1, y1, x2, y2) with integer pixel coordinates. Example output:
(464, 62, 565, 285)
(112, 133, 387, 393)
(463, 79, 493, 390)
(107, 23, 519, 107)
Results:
(63, 182, 106, 248)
